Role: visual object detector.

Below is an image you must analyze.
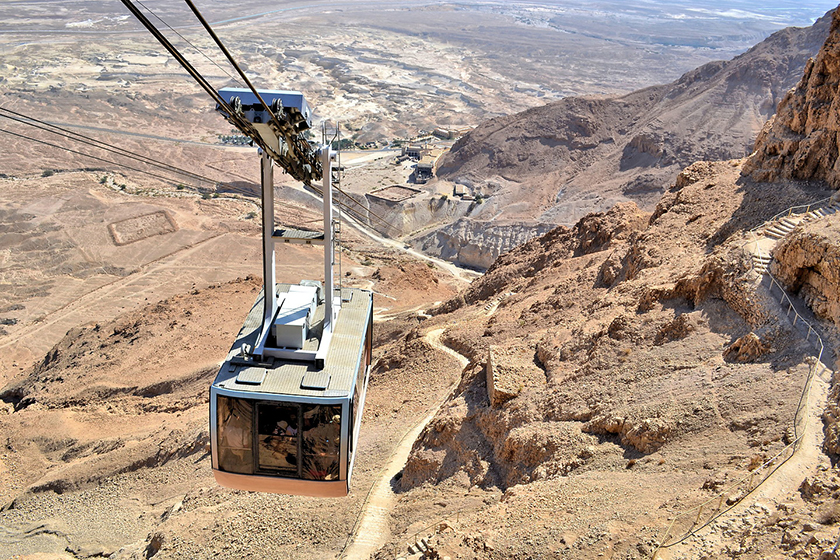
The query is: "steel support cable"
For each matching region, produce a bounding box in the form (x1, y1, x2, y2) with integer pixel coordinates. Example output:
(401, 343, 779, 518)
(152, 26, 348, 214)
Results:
(181, 0, 320, 184)
(333, 183, 401, 236)
(135, 0, 245, 88)
(308, 184, 381, 235)
(121, 0, 228, 109)
(307, 183, 375, 232)
(318, 125, 399, 235)
(183, 0, 282, 130)
(120, 0, 277, 165)
(0, 127, 203, 188)
(0, 108, 218, 186)
(121, 2, 391, 231)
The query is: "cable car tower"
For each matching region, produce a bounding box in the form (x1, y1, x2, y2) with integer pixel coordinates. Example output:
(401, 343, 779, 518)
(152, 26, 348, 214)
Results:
(119, 0, 373, 497)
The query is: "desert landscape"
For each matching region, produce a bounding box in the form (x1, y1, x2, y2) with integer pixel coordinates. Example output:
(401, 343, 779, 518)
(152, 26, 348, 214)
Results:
(3, 1, 840, 559)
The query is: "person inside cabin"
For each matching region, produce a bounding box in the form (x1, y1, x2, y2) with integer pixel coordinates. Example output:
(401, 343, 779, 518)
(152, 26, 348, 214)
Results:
(302, 405, 341, 480)
(258, 406, 299, 471)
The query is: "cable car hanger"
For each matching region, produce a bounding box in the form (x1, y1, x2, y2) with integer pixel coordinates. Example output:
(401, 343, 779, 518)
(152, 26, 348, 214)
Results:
(120, 0, 373, 497)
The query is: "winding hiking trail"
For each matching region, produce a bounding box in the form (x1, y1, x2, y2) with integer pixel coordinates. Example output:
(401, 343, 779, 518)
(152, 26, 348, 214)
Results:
(663, 207, 838, 558)
(342, 328, 469, 560)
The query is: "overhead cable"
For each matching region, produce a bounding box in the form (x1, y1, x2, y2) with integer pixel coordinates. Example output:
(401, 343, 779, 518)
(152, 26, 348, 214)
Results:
(136, 0, 245, 87)
(0, 107, 218, 186)
(119, 0, 277, 164)
(182, 0, 320, 183)
(0, 127, 203, 188)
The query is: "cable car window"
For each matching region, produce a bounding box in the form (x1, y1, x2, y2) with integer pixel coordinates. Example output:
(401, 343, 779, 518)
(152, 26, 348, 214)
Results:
(257, 403, 300, 476)
(217, 396, 254, 474)
(302, 405, 341, 480)
(350, 323, 372, 454)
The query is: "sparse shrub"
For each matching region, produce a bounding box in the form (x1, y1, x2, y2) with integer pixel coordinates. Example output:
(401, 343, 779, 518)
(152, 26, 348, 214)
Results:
(176, 184, 186, 190)
(817, 501, 840, 525)
(244, 211, 257, 220)
(211, 193, 219, 198)
(119, 184, 127, 190)
(41, 169, 55, 177)
(201, 192, 212, 200)
(426, 261, 434, 268)
(99, 176, 108, 184)
(748, 454, 765, 471)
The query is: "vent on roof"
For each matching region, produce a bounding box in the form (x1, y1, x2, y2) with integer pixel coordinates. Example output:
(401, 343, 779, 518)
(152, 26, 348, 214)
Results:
(236, 367, 266, 385)
(301, 371, 330, 390)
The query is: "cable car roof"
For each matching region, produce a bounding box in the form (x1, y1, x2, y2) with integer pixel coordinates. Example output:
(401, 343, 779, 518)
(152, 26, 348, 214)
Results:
(212, 284, 372, 399)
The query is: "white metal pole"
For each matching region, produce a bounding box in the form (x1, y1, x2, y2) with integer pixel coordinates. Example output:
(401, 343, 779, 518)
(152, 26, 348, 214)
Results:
(323, 146, 334, 326)
(261, 149, 276, 330)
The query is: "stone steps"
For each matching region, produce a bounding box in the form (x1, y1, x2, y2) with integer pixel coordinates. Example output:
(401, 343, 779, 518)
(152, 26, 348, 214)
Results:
(751, 201, 840, 275)
(483, 291, 515, 312)
(752, 254, 772, 273)
(402, 537, 430, 558)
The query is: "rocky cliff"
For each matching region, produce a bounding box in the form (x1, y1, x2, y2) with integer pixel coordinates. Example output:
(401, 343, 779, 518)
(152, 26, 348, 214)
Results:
(772, 221, 840, 326)
(411, 218, 555, 270)
(744, 11, 840, 188)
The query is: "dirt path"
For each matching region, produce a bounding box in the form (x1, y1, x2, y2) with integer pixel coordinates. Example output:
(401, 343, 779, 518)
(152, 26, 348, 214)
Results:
(341, 328, 468, 560)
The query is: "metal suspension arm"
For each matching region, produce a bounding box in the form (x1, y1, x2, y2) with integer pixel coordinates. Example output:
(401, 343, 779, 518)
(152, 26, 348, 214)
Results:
(182, 0, 321, 184)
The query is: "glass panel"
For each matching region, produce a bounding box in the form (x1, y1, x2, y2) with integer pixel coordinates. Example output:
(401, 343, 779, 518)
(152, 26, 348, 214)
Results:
(257, 403, 299, 475)
(302, 405, 341, 480)
(217, 396, 253, 474)
(351, 326, 371, 454)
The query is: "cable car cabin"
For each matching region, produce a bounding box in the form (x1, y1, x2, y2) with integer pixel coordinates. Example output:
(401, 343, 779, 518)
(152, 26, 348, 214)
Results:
(210, 282, 373, 498)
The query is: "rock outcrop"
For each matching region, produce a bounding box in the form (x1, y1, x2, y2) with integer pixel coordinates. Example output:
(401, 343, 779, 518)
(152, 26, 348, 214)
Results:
(402, 160, 825, 499)
(771, 219, 840, 326)
(745, 11, 840, 188)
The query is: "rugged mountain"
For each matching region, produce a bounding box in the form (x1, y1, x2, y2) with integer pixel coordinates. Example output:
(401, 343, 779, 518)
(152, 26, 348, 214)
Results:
(376, 10, 840, 559)
(5, 7, 840, 560)
(745, 11, 840, 188)
(437, 11, 833, 228)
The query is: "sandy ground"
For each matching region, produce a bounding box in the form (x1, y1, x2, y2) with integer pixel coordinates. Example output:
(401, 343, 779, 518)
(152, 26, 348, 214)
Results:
(1, 3, 839, 559)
